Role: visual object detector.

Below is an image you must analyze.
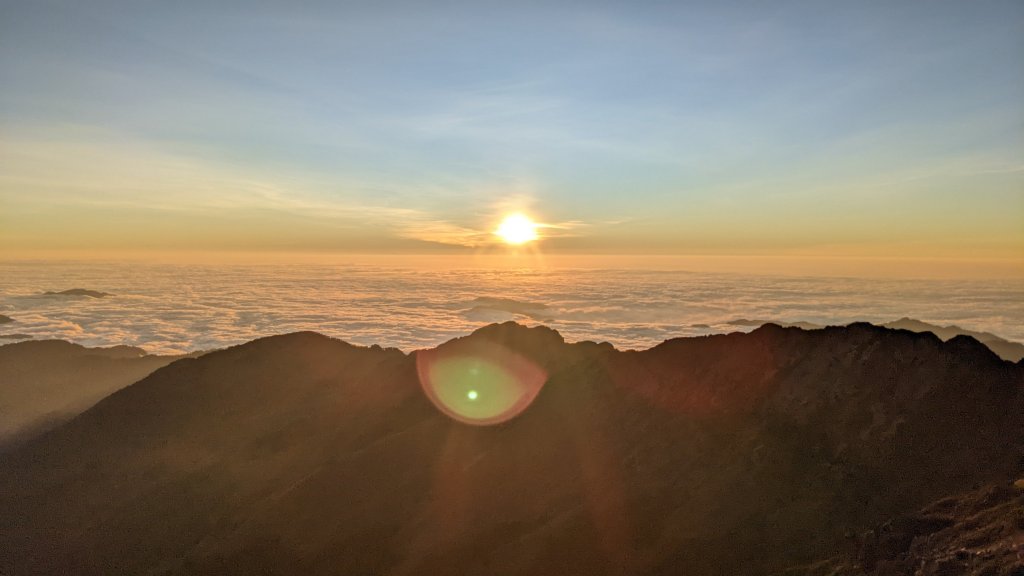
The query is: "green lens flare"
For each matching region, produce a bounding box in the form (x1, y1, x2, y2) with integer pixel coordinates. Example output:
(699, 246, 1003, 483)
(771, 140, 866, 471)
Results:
(417, 341, 547, 426)
(430, 357, 520, 421)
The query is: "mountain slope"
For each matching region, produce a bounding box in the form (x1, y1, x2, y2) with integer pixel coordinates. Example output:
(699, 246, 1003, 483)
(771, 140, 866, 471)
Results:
(0, 323, 1021, 575)
(0, 340, 194, 448)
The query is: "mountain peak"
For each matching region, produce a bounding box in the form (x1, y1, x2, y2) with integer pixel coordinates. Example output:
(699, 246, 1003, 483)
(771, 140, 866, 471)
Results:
(449, 321, 568, 367)
(468, 320, 566, 344)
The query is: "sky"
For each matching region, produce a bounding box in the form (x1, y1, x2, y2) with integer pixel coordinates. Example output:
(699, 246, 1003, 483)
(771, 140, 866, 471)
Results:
(1, 0, 1022, 275)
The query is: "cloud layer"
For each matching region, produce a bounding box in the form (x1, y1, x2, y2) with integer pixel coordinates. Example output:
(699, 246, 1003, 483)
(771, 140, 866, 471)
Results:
(1, 262, 1021, 355)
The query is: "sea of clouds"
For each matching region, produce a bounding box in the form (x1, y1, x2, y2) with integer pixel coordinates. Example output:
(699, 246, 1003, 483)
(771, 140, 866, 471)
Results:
(1, 262, 1022, 355)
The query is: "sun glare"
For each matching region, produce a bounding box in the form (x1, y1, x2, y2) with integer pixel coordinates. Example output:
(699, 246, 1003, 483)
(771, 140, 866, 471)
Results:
(495, 213, 539, 245)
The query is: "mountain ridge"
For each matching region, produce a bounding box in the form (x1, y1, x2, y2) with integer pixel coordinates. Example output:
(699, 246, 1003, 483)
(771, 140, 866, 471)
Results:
(731, 318, 1024, 362)
(1, 322, 1022, 575)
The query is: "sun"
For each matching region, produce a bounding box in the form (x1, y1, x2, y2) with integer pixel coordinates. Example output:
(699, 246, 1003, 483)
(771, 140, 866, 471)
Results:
(495, 213, 539, 245)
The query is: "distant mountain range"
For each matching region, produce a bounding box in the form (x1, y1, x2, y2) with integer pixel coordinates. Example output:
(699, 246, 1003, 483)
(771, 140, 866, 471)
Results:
(3, 317, 1018, 449)
(1, 322, 1021, 575)
(41, 288, 112, 298)
(2, 317, 1019, 449)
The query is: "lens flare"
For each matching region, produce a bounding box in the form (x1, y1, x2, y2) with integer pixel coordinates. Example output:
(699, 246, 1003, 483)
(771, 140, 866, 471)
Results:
(416, 340, 547, 425)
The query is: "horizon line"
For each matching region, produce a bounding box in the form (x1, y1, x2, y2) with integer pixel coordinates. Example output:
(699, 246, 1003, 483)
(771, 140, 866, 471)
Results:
(2, 250, 1022, 280)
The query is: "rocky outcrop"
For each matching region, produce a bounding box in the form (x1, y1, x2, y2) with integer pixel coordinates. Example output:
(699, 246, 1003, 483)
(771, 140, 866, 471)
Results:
(787, 482, 1024, 575)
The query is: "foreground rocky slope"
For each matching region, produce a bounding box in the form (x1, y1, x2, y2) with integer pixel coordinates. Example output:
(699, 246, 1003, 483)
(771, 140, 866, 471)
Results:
(0, 323, 1021, 575)
(787, 483, 1024, 576)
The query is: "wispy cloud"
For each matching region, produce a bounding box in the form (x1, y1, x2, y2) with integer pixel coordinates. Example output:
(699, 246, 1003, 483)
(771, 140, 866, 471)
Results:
(0, 128, 457, 244)
(0, 126, 602, 250)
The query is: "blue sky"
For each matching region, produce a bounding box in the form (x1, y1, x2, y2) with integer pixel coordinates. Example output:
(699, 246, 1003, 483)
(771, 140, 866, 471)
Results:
(1, 0, 1022, 266)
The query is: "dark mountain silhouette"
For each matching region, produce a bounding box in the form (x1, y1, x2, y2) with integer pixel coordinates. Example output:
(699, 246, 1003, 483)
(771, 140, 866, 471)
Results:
(0, 323, 1021, 575)
(41, 288, 112, 298)
(882, 317, 1024, 363)
(0, 314, 13, 324)
(737, 318, 1024, 362)
(0, 340, 195, 449)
